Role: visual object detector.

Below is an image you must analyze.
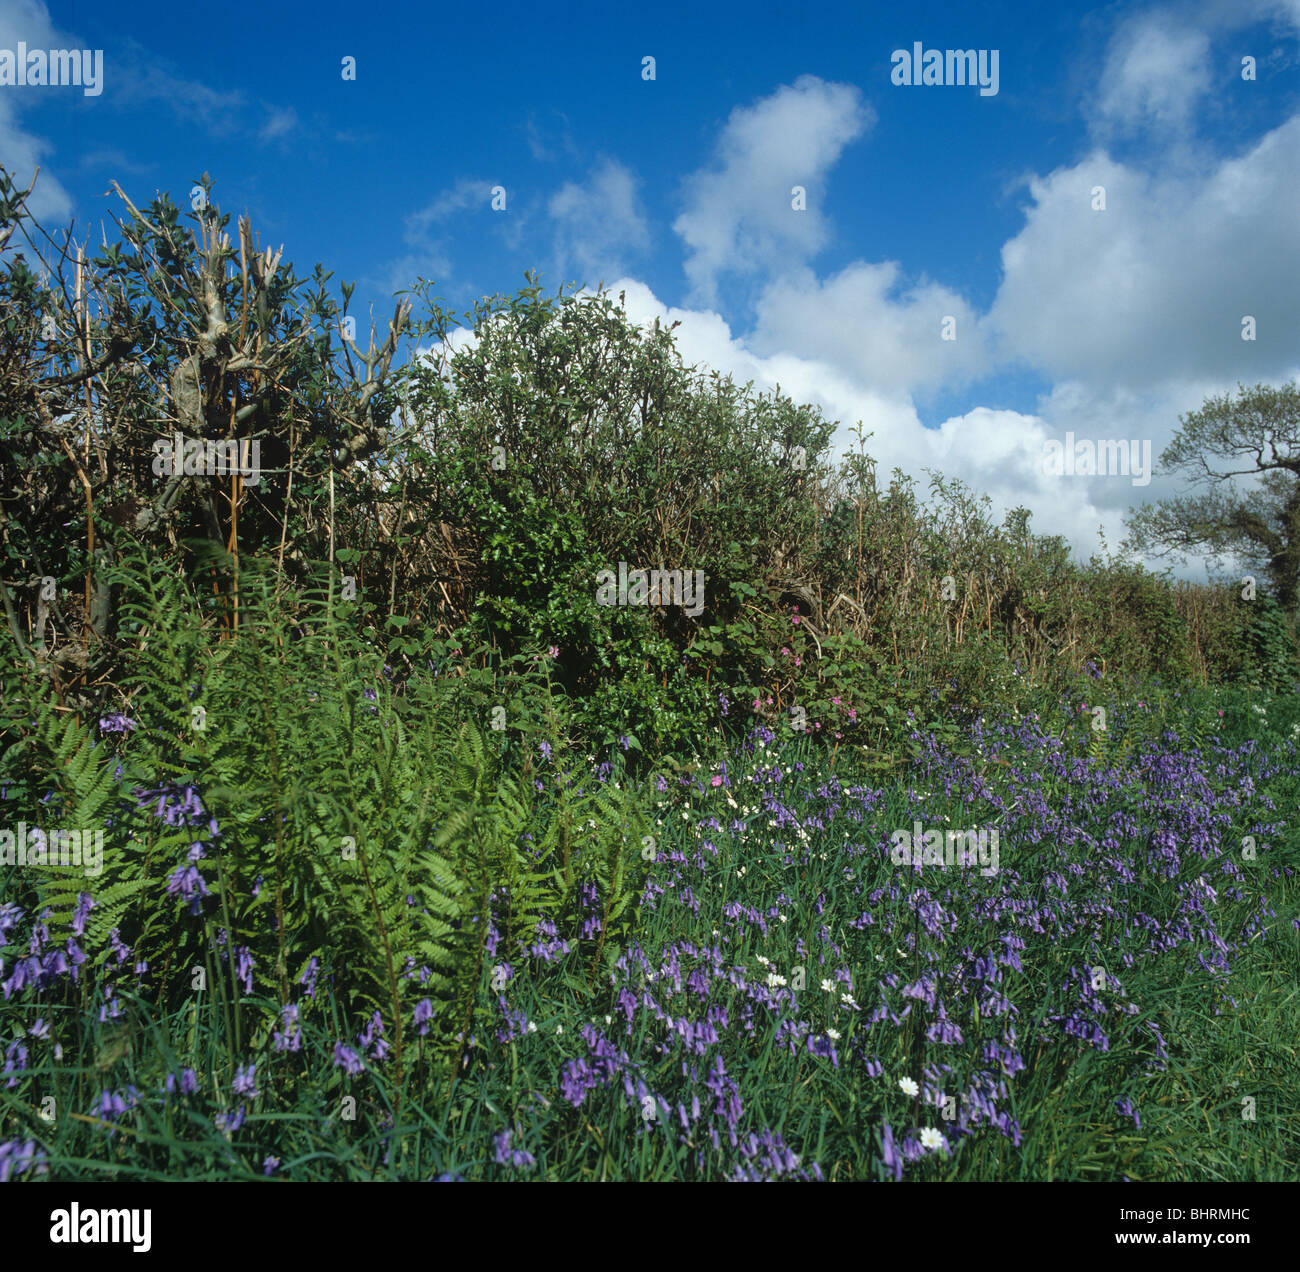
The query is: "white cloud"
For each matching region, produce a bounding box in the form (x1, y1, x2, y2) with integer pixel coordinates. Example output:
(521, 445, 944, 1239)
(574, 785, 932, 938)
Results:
(0, 0, 58, 54)
(986, 119, 1300, 388)
(0, 0, 73, 224)
(749, 262, 990, 397)
(1088, 12, 1214, 141)
(0, 95, 72, 225)
(672, 75, 874, 307)
(546, 157, 651, 288)
(404, 178, 496, 237)
(110, 42, 247, 134)
(258, 105, 298, 142)
(374, 178, 498, 296)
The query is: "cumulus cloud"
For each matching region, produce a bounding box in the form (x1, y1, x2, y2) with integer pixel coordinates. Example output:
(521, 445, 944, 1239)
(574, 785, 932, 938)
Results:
(672, 75, 874, 307)
(986, 119, 1300, 389)
(749, 262, 990, 398)
(0, 96, 72, 225)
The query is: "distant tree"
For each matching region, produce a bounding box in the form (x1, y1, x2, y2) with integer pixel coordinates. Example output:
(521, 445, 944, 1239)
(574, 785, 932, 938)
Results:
(1123, 381, 1300, 615)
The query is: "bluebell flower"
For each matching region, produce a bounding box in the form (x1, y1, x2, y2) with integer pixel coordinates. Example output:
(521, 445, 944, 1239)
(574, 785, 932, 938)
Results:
(299, 957, 320, 999)
(165, 863, 210, 915)
(880, 1121, 903, 1180)
(71, 893, 94, 936)
(234, 946, 254, 995)
(165, 1068, 199, 1096)
(492, 1129, 536, 1171)
(0, 1138, 48, 1181)
(273, 1004, 302, 1052)
(333, 1043, 364, 1075)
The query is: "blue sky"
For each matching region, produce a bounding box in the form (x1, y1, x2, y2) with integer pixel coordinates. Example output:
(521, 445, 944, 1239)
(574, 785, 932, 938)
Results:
(4, 0, 1299, 580)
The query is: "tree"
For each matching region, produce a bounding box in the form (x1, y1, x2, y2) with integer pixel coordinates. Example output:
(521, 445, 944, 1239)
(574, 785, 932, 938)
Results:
(1123, 381, 1300, 615)
(0, 166, 411, 703)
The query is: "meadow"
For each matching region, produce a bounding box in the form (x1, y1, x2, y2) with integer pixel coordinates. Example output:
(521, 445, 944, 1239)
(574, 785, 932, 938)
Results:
(1, 576, 1296, 1182)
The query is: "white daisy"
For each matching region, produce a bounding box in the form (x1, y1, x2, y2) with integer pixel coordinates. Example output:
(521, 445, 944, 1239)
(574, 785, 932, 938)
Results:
(898, 1076, 919, 1097)
(821, 979, 836, 992)
(826, 1028, 841, 1041)
(920, 1127, 947, 1151)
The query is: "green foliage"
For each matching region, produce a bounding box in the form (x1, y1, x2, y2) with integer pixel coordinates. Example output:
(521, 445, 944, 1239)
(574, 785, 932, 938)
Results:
(0, 541, 661, 1091)
(1236, 596, 1299, 692)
